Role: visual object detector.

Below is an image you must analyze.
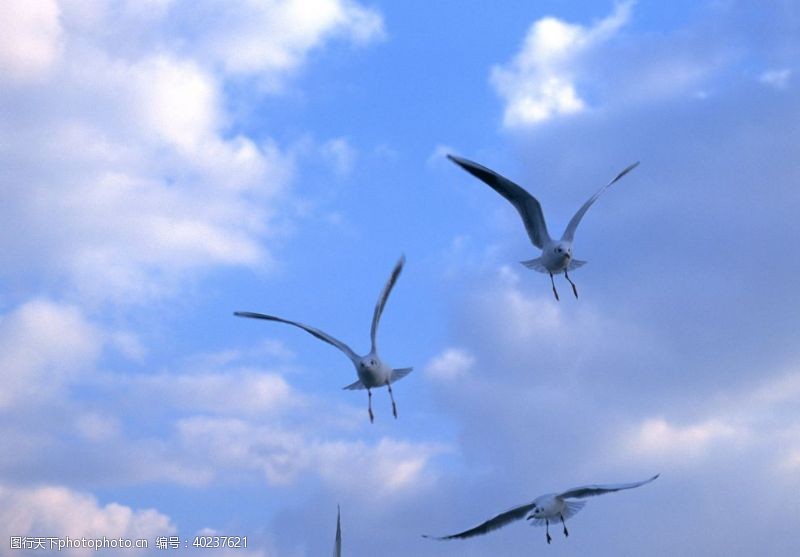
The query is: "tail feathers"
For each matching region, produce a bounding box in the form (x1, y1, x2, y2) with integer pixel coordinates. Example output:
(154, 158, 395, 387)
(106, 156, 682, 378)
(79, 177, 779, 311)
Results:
(520, 257, 548, 273)
(344, 369, 412, 390)
(342, 379, 365, 390)
(520, 258, 587, 273)
(391, 367, 413, 382)
(527, 501, 587, 527)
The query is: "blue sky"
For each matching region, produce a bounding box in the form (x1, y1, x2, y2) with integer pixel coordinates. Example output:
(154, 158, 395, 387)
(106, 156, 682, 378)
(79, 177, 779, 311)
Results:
(1, 0, 798, 555)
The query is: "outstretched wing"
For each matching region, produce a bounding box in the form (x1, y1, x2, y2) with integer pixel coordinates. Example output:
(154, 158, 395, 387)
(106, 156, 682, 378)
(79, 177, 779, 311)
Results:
(561, 161, 640, 242)
(370, 255, 405, 352)
(558, 474, 659, 500)
(333, 506, 341, 557)
(423, 501, 535, 541)
(448, 154, 551, 249)
(234, 311, 359, 364)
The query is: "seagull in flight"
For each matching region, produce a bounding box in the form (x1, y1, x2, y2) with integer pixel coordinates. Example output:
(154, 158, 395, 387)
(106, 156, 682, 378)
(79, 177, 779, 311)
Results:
(447, 154, 639, 300)
(234, 255, 412, 423)
(424, 474, 658, 545)
(333, 505, 342, 557)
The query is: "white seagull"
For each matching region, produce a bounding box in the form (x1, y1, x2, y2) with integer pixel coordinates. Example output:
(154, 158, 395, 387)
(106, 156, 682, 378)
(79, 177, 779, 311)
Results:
(447, 154, 639, 300)
(234, 255, 412, 423)
(424, 474, 658, 545)
(333, 505, 342, 557)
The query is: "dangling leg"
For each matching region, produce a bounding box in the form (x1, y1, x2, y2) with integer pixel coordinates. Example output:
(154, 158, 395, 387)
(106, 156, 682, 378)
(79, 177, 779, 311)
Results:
(545, 519, 552, 544)
(549, 273, 560, 301)
(367, 388, 374, 423)
(387, 382, 398, 419)
(560, 513, 569, 537)
(564, 269, 578, 299)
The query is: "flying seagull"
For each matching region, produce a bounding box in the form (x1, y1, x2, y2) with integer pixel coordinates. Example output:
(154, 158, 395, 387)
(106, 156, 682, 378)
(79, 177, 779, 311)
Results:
(333, 505, 341, 557)
(234, 255, 412, 423)
(447, 154, 639, 300)
(424, 474, 658, 545)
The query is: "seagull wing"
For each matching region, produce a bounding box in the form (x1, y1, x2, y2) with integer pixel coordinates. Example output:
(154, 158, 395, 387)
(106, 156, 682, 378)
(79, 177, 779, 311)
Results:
(333, 506, 341, 557)
(234, 311, 359, 364)
(557, 474, 659, 499)
(561, 161, 640, 242)
(370, 254, 405, 352)
(448, 154, 551, 249)
(423, 501, 535, 540)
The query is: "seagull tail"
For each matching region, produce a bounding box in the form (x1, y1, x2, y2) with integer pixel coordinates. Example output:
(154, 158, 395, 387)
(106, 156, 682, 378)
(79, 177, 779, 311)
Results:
(342, 379, 366, 390)
(520, 257, 548, 273)
(526, 501, 586, 527)
(568, 259, 587, 271)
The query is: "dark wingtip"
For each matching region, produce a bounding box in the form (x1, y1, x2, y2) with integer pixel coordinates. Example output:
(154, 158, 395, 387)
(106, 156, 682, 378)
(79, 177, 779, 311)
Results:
(446, 153, 465, 166)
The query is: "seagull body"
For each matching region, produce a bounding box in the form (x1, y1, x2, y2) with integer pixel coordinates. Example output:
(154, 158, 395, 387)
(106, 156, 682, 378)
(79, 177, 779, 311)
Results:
(447, 154, 639, 300)
(235, 255, 412, 423)
(424, 474, 658, 545)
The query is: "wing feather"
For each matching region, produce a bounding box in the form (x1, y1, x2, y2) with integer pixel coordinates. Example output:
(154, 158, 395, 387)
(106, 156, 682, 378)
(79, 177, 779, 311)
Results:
(423, 501, 535, 540)
(557, 474, 659, 500)
(448, 154, 551, 249)
(371, 255, 405, 352)
(561, 161, 639, 242)
(234, 311, 359, 363)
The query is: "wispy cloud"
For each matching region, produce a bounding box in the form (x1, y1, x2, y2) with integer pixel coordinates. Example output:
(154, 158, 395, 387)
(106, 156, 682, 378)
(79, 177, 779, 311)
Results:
(490, 1, 633, 127)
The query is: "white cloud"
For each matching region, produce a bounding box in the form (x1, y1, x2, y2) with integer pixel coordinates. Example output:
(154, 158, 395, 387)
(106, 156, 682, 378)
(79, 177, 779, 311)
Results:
(175, 416, 444, 494)
(129, 370, 303, 417)
(0, 0, 385, 305)
(627, 417, 740, 460)
(0, 300, 101, 409)
(759, 68, 792, 89)
(321, 137, 357, 176)
(616, 368, 800, 475)
(490, 1, 633, 127)
(425, 348, 475, 382)
(186, 0, 385, 78)
(0, 0, 62, 82)
(74, 412, 121, 443)
(0, 484, 175, 556)
(0, 50, 288, 303)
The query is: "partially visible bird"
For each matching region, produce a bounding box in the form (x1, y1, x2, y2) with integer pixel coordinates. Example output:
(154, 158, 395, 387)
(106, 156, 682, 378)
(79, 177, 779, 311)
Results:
(424, 474, 658, 545)
(234, 255, 412, 423)
(448, 154, 639, 300)
(333, 505, 341, 557)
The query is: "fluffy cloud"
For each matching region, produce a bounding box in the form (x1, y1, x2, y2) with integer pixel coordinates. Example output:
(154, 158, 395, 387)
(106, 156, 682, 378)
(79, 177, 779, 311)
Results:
(175, 416, 444, 494)
(615, 367, 800, 479)
(425, 348, 475, 382)
(0, 300, 101, 409)
(185, 0, 385, 78)
(123, 370, 304, 417)
(0, 0, 63, 82)
(627, 418, 740, 460)
(0, 0, 384, 304)
(0, 484, 175, 556)
(490, 1, 633, 127)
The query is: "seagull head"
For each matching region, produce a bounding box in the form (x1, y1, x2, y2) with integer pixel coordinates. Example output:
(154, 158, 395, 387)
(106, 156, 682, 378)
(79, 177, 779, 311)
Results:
(359, 357, 379, 372)
(553, 242, 572, 261)
(528, 504, 544, 519)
